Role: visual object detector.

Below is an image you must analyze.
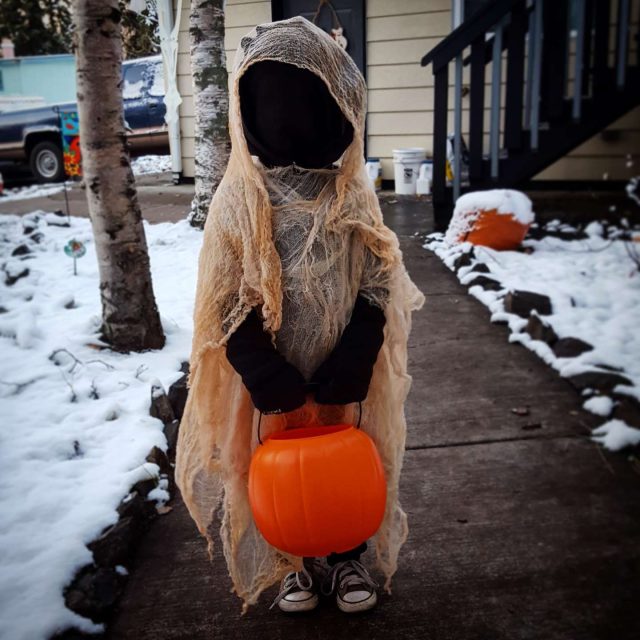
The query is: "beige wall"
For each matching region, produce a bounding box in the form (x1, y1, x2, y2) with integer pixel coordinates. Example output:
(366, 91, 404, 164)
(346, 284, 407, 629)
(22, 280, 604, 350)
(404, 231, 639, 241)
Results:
(174, 0, 640, 183)
(175, 0, 271, 178)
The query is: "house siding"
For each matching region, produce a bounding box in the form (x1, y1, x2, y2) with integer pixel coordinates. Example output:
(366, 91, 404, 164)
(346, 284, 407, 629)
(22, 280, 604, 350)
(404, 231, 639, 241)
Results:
(174, 0, 639, 183)
(174, 0, 272, 178)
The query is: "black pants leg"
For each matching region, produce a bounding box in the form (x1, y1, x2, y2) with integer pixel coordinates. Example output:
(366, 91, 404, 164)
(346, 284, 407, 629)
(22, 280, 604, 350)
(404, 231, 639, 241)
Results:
(326, 541, 367, 566)
(302, 541, 368, 574)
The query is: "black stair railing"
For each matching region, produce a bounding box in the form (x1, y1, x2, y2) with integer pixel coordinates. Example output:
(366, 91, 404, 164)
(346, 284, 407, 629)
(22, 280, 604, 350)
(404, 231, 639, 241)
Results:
(421, 0, 640, 230)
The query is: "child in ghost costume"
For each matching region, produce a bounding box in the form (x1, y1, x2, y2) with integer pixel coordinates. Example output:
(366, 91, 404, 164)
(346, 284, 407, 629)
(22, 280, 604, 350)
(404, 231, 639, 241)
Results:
(175, 17, 424, 614)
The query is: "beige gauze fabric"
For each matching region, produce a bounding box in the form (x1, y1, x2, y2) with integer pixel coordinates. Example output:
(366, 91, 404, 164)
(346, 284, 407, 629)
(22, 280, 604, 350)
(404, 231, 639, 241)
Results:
(175, 16, 425, 612)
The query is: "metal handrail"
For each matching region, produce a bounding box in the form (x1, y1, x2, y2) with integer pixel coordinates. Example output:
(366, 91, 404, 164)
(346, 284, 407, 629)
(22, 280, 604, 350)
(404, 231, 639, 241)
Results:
(420, 0, 522, 71)
(422, 0, 639, 231)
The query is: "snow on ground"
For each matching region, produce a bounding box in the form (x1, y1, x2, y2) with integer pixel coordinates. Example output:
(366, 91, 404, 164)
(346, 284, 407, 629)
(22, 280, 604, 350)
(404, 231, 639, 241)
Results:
(0, 212, 201, 640)
(0, 182, 71, 203)
(425, 222, 640, 451)
(131, 154, 171, 175)
(0, 155, 171, 205)
(592, 419, 640, 451)
(583, 395, 615, 417)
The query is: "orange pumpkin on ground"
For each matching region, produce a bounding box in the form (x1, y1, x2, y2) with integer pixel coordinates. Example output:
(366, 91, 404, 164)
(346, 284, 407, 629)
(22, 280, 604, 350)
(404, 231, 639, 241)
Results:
(463, 208, 530, 250)
(248, 424, 386, 557)
(445, 189, 534, 251)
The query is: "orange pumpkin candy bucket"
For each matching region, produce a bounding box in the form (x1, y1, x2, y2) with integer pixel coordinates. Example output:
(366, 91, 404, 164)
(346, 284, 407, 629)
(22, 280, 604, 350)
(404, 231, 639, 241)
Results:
(248, 400, 387, 558)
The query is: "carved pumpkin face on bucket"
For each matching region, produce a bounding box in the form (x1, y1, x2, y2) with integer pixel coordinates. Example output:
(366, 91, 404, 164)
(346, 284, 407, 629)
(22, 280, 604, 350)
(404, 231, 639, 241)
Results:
(248, 424, 387, 557)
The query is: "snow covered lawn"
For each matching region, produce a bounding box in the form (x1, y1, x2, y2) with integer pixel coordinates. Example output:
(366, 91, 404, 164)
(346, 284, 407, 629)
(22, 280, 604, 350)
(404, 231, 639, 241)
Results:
(426, 221, 640, 451)
(0, 155, 170, 205)
(0, 212, 201, 639)
(130, 154, 172, 175)
(0, 182, 71, 203)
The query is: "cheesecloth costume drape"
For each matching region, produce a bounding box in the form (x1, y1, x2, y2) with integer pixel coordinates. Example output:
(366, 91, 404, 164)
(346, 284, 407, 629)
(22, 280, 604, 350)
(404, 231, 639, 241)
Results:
(175, 16, 425, 611)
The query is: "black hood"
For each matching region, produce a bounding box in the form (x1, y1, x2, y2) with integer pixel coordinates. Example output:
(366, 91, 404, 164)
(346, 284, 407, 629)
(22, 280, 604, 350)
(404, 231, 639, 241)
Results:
(239, 60, 354, 169)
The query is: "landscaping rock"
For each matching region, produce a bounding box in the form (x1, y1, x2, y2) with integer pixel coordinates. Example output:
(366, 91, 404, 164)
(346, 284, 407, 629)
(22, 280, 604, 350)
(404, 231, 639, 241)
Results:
(147, 447, 175, 495)
(470, 263, 490, 274)
(552, 337, 594, 358)
(146, 446, 172, 479)
(598, 363, 625, 373)
(149, 383, 175, 425)
(453, 250, 475, 271)
(4, 266, 29, 286)
(117, 490, 156, 522)
(163, 419, 180, 458)
(64, 565, 127, 622)
(503, 290, 552, 317)
(613, 397, 640, 429)
(525, 315, 558, 345)
(168, 362, 189, 420)
(46, 212, 71, 227)
(131, 477, 158, 499)
(11, 244, 31, 257)
(467, 275, 503, 291)
(88, 516, 147, 568)
(567, 370, 632, 393)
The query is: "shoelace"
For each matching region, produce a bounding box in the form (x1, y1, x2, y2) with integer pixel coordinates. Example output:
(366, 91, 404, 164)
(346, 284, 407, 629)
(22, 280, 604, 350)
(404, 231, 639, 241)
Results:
(321, 560, 378, 597)
(269, 566, 314, 610)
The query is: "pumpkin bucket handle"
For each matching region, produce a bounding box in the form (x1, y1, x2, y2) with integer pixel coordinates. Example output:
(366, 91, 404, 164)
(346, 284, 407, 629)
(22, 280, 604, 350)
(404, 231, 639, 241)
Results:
(257, 382, 362, 445)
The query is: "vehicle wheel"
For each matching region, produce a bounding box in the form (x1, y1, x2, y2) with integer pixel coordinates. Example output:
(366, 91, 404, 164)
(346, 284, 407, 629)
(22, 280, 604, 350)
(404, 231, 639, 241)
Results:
(29, 141, 64, 183)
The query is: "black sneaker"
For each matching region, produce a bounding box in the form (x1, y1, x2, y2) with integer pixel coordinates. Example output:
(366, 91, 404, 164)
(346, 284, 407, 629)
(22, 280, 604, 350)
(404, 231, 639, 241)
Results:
(270, 567, 319, 613)
(322, 560, 378, 613)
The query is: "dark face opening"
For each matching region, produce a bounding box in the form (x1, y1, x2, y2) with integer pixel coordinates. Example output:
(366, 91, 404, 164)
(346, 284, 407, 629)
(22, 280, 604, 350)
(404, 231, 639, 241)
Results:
(239, 60, 354, 169)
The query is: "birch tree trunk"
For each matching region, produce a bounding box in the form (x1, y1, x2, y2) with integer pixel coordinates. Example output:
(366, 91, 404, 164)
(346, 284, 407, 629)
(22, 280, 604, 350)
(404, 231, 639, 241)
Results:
(74, 0, 165, 351)
(188, 0, 231, 229)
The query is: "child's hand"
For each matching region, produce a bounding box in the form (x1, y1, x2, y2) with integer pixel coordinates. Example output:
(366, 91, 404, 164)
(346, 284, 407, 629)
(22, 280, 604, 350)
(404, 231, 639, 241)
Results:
(314, 373, 369, 405)
(226, 308, 306, 414)
(251, 362, 307, 414)
(311, 294, 386, 405)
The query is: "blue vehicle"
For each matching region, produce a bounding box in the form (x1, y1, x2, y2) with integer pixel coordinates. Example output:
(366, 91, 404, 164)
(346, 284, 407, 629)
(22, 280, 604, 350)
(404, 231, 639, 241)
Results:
(0, 56, 168, 183)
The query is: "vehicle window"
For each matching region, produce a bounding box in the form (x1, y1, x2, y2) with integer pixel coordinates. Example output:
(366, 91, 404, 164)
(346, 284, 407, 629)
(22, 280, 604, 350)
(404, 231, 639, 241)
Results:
(148, 61, 165, 97)
(123, 64, 145, 99)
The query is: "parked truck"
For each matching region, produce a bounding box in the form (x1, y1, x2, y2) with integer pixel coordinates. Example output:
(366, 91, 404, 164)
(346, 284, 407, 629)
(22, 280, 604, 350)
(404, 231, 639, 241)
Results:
(0, 56, 169, 183)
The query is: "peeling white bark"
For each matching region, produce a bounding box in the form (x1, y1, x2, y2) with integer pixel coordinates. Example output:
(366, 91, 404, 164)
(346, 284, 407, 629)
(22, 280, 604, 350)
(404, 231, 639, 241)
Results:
(74, 0, 165, 351)
(188, 0, 231, 229)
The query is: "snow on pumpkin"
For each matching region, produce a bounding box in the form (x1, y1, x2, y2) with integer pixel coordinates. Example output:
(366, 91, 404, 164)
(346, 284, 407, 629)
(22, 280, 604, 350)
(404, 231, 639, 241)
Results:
(445, 189, 534, 250)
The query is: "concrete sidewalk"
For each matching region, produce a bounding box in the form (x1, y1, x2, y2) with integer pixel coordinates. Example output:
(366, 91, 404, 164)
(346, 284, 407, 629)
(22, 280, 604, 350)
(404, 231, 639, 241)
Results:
(102, 197, 640, 640)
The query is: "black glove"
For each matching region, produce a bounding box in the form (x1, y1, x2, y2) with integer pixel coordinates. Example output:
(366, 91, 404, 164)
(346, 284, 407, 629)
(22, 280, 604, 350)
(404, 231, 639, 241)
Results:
(226, 309, 306, 414)
(311, 294, 386, 405)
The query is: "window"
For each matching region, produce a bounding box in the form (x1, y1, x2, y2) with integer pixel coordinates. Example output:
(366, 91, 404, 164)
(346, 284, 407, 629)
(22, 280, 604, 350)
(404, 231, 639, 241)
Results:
(147, 61, 164, 97)
(122, 64, 145, 99)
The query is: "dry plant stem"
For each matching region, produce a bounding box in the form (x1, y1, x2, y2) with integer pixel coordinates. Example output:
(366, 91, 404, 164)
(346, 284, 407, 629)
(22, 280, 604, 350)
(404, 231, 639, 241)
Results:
(74, 0, 165, 352)
(49, 348, 115, 372)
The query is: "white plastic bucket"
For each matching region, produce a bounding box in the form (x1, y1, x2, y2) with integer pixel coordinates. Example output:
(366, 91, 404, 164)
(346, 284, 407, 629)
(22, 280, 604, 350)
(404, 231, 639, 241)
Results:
(416, 160, 433, 195)
(392, 148, 426, 195)
(365, 157, 382, 191)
